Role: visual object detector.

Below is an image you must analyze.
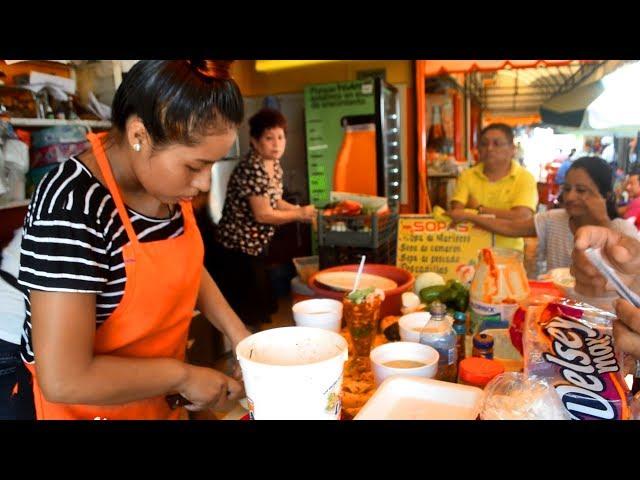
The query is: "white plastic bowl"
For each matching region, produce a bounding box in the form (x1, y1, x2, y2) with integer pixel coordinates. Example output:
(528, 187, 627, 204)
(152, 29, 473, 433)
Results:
(292, 298, 343, 332)
(398, 311, 431, 343)
(369, 341, 439, 386)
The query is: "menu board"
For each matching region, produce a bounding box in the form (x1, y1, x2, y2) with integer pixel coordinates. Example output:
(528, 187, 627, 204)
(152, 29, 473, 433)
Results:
(396, 215, 494, 280)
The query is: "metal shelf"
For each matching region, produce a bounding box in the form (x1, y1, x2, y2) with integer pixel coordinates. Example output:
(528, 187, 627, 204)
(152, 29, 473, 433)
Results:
(7, 118, 111, 129)
(0, 199, 30, 211)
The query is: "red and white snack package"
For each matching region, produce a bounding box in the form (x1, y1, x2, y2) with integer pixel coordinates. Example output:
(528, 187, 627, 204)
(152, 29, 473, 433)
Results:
(524, 298, 631, 420)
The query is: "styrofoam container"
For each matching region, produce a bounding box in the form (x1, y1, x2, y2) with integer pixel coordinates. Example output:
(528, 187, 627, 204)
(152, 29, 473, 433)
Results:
(354, 376, 484, 420)
(292, 298, 343, 332)
(398, 311, 431, 343)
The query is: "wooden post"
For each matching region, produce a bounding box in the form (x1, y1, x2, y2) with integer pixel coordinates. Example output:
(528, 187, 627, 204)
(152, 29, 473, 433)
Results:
(415, 60, 430, 213)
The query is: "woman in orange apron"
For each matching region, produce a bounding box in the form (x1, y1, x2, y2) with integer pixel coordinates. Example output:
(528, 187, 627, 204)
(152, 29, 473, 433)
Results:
(18, 60, 251, 419)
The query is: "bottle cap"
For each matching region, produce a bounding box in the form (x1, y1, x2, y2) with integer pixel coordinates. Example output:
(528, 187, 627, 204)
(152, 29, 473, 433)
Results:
(459, 357, 504, 387)
(453, 311, 467, 322)
(429, 300, 447, 316)
(473, 332, 494, 349)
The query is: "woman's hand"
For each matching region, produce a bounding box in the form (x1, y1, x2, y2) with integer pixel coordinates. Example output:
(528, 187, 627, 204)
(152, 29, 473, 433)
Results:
(297, 205, 316, 223)
(572, 226, 640, 297)
(614, 299, 640, 361)
(177, 365, 244, 411)
(231, 362, 243, 381)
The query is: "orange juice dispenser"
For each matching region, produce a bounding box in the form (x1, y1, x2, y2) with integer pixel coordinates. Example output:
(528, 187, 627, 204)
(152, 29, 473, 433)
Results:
(304, 77, 402, 213)
(333, 115, 378, 196)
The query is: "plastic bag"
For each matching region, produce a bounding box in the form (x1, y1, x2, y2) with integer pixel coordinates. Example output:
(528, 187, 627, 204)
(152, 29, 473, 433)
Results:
(2, 138, 29, 202)
(523, 299, 631, 420)
(480, 372, 570, 420)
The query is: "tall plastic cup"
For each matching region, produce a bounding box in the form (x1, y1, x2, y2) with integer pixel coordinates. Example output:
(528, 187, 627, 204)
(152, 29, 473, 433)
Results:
(236, 327, 349, 420)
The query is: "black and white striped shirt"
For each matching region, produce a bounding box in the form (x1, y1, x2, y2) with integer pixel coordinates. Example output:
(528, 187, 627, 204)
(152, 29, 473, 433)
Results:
(18, 156, 184, 363)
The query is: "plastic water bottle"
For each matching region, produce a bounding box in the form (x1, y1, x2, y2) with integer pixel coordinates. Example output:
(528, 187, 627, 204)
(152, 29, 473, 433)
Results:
(419, 301, 458, 382)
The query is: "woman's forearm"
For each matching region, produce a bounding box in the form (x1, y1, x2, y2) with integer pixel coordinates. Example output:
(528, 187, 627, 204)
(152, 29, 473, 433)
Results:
(254, 208, 302, 225)
(276, 199, 299, 211)
(40, 355, 188, 405)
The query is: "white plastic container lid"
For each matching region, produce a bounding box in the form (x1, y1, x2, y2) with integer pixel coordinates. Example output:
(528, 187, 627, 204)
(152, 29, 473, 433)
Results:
(354, 376, 484, 420)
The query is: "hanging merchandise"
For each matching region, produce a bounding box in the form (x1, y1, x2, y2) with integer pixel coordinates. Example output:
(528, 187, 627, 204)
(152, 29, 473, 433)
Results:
(427, 104, 453, 155)
(0, 137, 29, 203)
(425, 94, 455, 161)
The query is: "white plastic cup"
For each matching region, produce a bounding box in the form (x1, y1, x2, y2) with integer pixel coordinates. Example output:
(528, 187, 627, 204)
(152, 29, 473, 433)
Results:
(370, 341, 439, 386)
(292, 298, 343, 332)
(398, 311, 431, 343)
(236, 327, 349, 420)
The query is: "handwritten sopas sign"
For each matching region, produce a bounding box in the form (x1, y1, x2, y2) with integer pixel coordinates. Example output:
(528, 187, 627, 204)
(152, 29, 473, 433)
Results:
(396, 215, 494, 281)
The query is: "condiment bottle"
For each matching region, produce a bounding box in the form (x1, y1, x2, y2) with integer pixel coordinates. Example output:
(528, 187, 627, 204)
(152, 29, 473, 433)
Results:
(452, 311, 467, 365)
(472, 332, 494, 359)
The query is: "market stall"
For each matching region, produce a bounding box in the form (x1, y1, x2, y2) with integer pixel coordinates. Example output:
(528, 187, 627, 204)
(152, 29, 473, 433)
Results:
(221, 60, 640, 420)
(2, 59, 639, 421)
(227, 244, 638, 420)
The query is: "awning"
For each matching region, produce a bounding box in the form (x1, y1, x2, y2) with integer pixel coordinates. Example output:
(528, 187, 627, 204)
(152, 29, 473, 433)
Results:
(425, 60, 607, 117)
(540, 61, 640, 136)
(539, 80, 604, 128)
(421, 60, 576, 76)
(587, 61, 640, 133)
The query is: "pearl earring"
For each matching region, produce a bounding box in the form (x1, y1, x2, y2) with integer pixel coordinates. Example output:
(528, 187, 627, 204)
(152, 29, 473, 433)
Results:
(133, 143, 142, 152)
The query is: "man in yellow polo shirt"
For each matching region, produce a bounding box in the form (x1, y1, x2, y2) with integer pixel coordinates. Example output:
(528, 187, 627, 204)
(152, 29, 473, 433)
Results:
(449, 123, 538, 251)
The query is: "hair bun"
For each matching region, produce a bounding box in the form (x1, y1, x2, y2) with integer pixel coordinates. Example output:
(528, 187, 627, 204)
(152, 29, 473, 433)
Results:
(188, 60, 233, 80)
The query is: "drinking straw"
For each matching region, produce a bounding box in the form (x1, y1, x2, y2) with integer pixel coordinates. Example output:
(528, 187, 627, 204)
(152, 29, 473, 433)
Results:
(351, 255, 367, 294)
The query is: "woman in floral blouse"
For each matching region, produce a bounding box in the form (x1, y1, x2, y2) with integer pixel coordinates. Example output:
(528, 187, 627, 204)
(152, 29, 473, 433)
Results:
(212, 108, 316, 329)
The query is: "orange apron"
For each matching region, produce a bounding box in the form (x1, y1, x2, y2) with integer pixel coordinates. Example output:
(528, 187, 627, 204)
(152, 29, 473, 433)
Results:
(26, 132, 204, 420)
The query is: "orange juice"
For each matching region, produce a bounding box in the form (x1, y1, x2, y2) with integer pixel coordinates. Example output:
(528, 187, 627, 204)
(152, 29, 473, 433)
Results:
(333, 118, 377, 196)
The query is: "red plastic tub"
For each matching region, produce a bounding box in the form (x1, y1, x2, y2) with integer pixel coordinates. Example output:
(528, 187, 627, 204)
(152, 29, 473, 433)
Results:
(307, 263, 414, 318)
